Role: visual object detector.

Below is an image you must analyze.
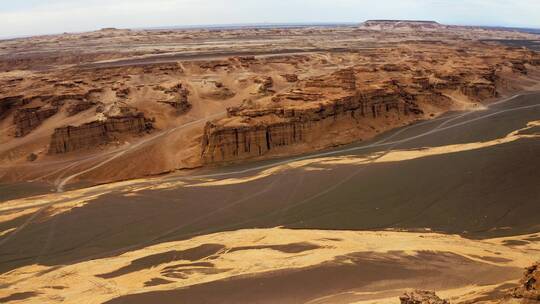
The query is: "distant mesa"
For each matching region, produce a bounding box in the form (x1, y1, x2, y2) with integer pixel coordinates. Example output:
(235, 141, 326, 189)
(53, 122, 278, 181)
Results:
(364, 20, 440, 25)
(98, 27, 130, 33)
(360, 20, 446, 31)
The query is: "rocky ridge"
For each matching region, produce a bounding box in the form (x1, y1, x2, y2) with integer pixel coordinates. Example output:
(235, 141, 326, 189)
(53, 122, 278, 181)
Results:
(201, 67, 424, 163)
(14, 106, 59, 137)
(400, 290, 449, 304)
(49, 108, 153, 154)
(362, 20, 446, 31)
(201, 44, 540, 164)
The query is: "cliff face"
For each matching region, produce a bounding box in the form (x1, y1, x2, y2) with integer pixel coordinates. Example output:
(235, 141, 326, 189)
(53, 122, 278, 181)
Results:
(201, 68, 430, 163)
(0, 96, 24, 119)
(461, 83, 498, 100)
(200, 46, 539, 165)
(201, 97, 420, 163)
(14, 106, 59, 137)
(48, 113, 152, 154)
(3, 88, 102, 137)
(66, 101, 97, 116)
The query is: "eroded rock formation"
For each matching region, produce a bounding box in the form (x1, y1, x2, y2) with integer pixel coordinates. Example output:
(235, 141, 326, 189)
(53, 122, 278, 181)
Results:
(199, 43, 540, 165)
(66, 101, 97, 116)
(14, 106, 59, 137)
(49, 112, 152, 154)
(399, 290, 449, 304)
(201, 64, 467, 163)
(0, 96, 24, 119)
(0, 25, 539, 183)
(256, 76, 275, 94)
(158, 83, 192, 114)
(282, 74, 299, 82)
(511, 262, 540, 301)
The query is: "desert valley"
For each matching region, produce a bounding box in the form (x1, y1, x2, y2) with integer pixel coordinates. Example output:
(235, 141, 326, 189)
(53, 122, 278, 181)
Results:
(1, 19, 540, 304)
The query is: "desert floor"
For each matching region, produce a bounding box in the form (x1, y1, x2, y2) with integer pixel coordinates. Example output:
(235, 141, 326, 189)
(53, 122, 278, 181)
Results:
(1, 92, 539, 303)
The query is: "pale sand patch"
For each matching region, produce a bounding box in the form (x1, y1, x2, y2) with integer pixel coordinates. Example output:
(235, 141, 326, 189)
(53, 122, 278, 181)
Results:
(1, 228, 539, 304)
(119, 180, 187, 194)
(0, 227, 15, 237)
(0, 207, 40, 223)
(0, 178, 161, 220)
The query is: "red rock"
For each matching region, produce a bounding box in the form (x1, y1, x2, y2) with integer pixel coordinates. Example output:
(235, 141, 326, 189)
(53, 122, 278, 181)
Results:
(158, 83, 192, 114)
(66, 101, 96, 116)
(14, 106, 59, 137)
(281, 74, 299, 82)
(511, 262, 540, 301)
(399, 290, 449, 304)
(48, 113, 152, 154)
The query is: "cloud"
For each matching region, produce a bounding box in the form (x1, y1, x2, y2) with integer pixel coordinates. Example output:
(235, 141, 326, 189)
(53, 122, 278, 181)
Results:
(1, 0, 539, 37)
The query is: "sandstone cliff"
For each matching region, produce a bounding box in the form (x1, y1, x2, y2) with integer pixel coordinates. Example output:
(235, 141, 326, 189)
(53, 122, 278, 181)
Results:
(66, 101, 97, 116)
(200, 45, 539, 165)
(14, 106, 59, 137)
(0, 96, 23, 119)
(48, 113, 152, 154)
(200, 65, 471, 164)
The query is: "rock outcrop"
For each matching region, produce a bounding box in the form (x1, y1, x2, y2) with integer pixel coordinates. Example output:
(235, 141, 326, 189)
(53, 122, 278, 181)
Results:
(66, 101, 97, 116)
(461, 83, 498, 100)
(158, 83, 192, 114)
(510, 262, 540, 301)
(199, 40, 535, 165)
(201, 68, 422, 163)
(0, 96, 23, 119)
(256, 76, 274, 95)
(14, 106, 59, 137)
(399, 290, 449, 304)
(48, 113, 152, 154)
(282, 74, 299, 82)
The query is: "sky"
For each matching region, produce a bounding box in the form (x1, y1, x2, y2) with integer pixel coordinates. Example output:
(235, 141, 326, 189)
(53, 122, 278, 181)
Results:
(1, 0, 540, 38)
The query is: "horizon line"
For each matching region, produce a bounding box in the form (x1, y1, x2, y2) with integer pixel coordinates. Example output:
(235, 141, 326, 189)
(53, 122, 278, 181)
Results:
(2, 20, 540, 41)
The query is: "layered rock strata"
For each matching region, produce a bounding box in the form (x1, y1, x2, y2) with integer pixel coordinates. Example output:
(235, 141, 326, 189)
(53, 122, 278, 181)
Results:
(0, 96, 23, 119)
(201, 68, 443, 163)
(48, 113, 152, 154)
(66, 101, 97, 116)
(14, 106, 59, 137)
(200, 46, 540, 164)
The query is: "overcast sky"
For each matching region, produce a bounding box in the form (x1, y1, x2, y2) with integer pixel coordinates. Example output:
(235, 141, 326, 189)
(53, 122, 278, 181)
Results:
(2, 0, 540, 38)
